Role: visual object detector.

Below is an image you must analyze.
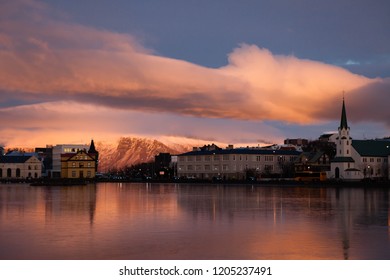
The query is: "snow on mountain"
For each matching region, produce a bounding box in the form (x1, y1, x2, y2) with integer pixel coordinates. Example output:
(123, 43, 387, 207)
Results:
(95, 137, 201, 172)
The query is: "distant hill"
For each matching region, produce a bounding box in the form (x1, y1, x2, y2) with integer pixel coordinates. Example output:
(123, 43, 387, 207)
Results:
(96, 137, 195, 172)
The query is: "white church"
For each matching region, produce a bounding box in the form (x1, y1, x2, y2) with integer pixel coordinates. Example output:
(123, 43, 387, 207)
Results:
(329, 99, 390, 181)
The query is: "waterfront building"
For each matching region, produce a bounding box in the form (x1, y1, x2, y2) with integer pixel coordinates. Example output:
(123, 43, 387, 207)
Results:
(61, 150, 97, 179)
(60, 140, 99, 179)
(0, 155, 42, 179)
(295, 151, 331, 172)
(329, 99, 390, 180)
(177, 144, 301, 180)
(51, 144, 89, 178)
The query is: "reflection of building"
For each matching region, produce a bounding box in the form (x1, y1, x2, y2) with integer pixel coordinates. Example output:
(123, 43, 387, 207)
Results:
(0, 155, 42, 179)
(177, 144, 300, 180)
(60, 140, 99, 179)
(329, 99, 390, 180)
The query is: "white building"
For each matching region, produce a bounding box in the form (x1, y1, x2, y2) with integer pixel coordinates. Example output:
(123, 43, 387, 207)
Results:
(0, 155, 42, 179)
(177, 144, 301, 180)
(329, 99, 390, 180)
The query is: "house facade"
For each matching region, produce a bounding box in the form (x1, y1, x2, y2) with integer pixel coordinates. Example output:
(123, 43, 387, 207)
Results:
(61, 150, 97, 179)
(0, 155, 42, 179)
(177, 145, 300, 180)
(51, 144, 90, 178)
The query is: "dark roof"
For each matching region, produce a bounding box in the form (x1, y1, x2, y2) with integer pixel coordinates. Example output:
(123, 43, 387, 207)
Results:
(179, 148, 301, 156)
(0, 155, 33, 164)
(339, 98, 349, 130)
(331, 156, 354, 163)
(352, 140, 390, 157)
(345, 168, 361, 172)
(88, 139, 98, 154)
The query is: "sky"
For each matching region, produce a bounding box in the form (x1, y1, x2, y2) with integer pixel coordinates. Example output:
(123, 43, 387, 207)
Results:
(1, 0, 390, 148)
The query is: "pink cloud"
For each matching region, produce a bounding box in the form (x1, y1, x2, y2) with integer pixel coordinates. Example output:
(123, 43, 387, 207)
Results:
(1, 0, 389, 147)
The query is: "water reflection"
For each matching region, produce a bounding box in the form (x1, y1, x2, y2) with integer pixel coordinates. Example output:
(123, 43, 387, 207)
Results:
(0, 183, 389, 259)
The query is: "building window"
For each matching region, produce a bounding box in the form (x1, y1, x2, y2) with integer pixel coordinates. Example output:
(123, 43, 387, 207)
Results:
(187, 165, 193, 171)
(72, 171, 76, 178)
(370, 158, 374, 162)
(265, 156, 274, 162)
(363, 158, 367, 163)
(196, 156, 202, 161)
(223, 164, 228, 171)
(187, 156, 193, 161)
(223, 155, 229, 161)
(214, 155, 220, 161)
(377, 158, 382, 163)
(16, 168, 21, 178)
(347, 149, 349, 154)
(72, 162, 76, 167)
(256, 156, 261, 161)
(205, 156, 211, 161)
(213, 165, 219, 171)
(0, 168, 2, 178)
(7, 168, 11, 178)
(205, 165, 211, 171)
(196, 165, 202, 171)
(87, 171, 92, 177)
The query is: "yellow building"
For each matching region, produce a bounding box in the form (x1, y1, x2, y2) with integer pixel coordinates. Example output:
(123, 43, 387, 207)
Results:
(61, 150, 97, 179)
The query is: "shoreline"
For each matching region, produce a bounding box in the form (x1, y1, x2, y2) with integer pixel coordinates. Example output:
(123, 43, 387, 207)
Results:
(1, 178, 389, 188)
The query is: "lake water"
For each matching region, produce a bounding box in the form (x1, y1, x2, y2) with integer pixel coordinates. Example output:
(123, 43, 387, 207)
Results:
(0, 182, 389, 260)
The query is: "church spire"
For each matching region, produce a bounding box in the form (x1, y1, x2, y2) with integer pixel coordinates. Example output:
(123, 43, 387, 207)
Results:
(88, 139, 97, 154)
(339, 97, 349, 130)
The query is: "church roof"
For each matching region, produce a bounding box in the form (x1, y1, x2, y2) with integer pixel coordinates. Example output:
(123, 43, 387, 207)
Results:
(339, 98, 349, 130)
(331, 156, 354, 163)
(0, 155, 33, 163)
(352, 140, 390, 157)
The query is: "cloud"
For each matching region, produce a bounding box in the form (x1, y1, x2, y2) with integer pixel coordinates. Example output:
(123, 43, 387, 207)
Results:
(1, 0, 390, 147)
(0, 101, 285, 147)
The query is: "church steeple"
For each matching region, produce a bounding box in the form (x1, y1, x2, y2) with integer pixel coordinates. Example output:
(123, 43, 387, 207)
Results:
(88, 139, 97, 154)
(339, 97, 349, 130)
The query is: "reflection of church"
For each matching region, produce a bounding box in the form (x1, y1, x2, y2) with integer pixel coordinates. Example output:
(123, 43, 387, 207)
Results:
(329, 98, 390, 180)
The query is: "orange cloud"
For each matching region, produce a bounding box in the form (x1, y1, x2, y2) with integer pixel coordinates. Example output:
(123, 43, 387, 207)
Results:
(1, 0, 389, 148)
